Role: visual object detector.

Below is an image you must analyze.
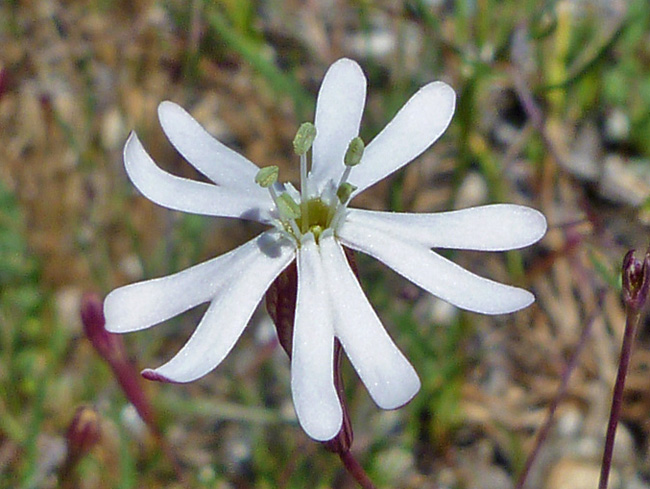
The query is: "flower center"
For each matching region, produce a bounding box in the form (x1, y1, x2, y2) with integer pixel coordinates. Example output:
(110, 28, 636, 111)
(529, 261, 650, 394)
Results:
(255, 123, 364, 246)
(299, 198, 330, 240)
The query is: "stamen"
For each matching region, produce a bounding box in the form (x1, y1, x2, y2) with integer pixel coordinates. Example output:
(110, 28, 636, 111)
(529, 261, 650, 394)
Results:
(344, 137, 364, 167)
(256, 165, 302, 239)
(255, 165, 279, 188)
(336, 182, 357, 204)
(293, 122, 317, 233)
(337, 136, 364, 190)
(277, 193, 301, 220)
(328, 137, 365, 227)
(293, 123, 317, 156)
(277, 193, 302, 238)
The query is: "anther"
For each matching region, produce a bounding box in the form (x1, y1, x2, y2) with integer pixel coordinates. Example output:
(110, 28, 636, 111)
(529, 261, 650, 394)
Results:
(255, 166, 279, 188)
(293, 122, 317, 156)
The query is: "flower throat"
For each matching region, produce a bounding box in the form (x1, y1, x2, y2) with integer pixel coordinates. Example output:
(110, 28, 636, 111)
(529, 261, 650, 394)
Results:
(255, 123, 364, 245)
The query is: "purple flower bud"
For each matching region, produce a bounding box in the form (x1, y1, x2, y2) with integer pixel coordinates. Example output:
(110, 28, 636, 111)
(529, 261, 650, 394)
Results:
(622, 249, 650, 310)
(65, 405, 101, 467)
(81, 292, 156, 428)
(81, 292, 126, 365)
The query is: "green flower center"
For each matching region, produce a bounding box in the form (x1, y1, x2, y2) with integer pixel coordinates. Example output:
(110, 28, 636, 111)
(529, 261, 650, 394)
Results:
(256, 123, 365, 246)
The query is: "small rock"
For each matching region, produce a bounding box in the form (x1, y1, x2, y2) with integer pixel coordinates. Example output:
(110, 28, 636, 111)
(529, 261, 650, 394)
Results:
(599, 155, 650, 206)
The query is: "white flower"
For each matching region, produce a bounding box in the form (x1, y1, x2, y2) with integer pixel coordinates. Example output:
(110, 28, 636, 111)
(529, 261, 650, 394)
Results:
(104, 58, 546, 442)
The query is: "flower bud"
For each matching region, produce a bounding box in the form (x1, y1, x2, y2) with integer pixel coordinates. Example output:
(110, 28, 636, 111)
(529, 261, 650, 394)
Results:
(66, 405, 101, 461)
(81, 292, 125, 365)
(81, 292, 156, 429)
(622, 249, 650, 310)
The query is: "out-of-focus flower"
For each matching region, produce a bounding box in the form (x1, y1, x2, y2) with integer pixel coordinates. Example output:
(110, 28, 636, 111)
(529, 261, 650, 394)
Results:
(65, 406, 101, 463)
(104, 58, 546, 441)
(59, 405, 101, 484)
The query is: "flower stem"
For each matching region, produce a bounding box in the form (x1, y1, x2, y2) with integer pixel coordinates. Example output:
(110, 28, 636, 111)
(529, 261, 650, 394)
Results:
(339, 450, 377, 489)
(598, 307, 641, 489)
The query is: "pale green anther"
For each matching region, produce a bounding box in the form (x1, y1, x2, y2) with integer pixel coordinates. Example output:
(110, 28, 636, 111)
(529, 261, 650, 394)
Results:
(277, 192, 301, 219)
(337, 182, 357, 204)
(344, 137, 364, 167)
(293, 122, 317, 155)
(255, 166, 279, 188)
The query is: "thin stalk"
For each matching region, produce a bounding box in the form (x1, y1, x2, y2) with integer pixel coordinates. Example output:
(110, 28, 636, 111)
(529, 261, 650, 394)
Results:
(598, 307, 642, 489)
(339, 450, 377, 489)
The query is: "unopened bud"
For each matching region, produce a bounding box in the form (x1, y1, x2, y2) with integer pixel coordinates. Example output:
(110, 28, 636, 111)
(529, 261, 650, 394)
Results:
(622, 249, 650, 310)
(343, 137, 364, 167)
(65, 405, 101, 464)
(81, 293, 157, 429)
(293, 122, 317, 156)
(81, 292, 125, 364)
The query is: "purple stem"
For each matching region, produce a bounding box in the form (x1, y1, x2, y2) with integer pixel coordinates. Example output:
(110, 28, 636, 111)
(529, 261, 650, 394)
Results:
(339, 450, 378, 489)
(598, 307, 641, 489)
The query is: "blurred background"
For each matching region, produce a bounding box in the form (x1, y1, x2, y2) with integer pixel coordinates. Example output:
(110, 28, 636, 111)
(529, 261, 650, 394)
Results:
(1, 0, 650, 487)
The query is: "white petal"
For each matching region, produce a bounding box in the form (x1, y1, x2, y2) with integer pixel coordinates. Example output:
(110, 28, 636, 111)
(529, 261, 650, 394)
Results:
(291, 234, 342, 441)
(104, 231, 283, 333)
(142, 232, 296, 383)
(124, 132, 272, 223)
(346, 204, 547, 251)
(339, 222, 534, 314)
(320, 234, 420, 409)
(349, 81, 456, 196)
(158, 101, 264, 193)
(310, 58, 367, 191)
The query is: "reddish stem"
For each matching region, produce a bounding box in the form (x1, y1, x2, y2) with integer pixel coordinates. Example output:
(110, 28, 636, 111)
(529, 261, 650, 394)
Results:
(598, 307, 641, 489)
(339, 450, 377, 489)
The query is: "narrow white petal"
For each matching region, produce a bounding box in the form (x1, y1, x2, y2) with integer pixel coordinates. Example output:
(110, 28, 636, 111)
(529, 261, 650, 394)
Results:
(143, 233, 295, 383)
(346, 204, 547, 251)
(349, 82, 456, 196)
(339, 223, 534, 314)
(104, 231, 283, 333)
(320, 234, 420, 409)
(310, 58, 367, 191)
(124, 132, 272, 223)
(158, 101, 264, 193)
(292, 234, 342, 441)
